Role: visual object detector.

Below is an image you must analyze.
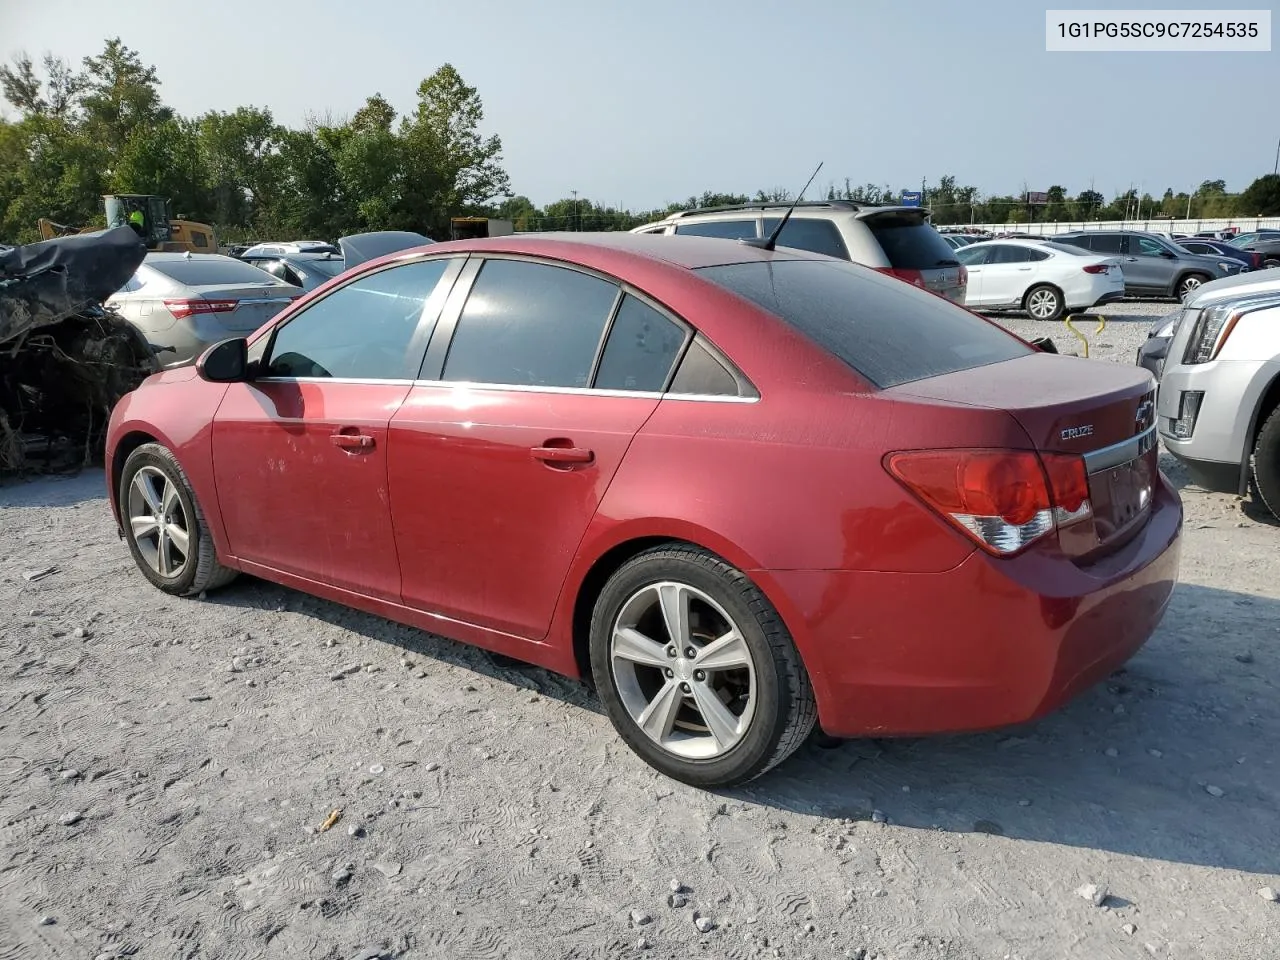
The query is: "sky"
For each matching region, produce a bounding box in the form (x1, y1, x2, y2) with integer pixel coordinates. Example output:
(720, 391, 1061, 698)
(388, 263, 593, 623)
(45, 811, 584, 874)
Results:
(0, 0, 1276, 210)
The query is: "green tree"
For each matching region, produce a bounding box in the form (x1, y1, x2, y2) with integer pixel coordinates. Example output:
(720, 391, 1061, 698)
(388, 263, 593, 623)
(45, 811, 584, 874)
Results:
(1238, 175, 1280, 216)
(1044, 185, 1070, 222)
(79, 38, 171, 154)
(113, 116, 210, 221)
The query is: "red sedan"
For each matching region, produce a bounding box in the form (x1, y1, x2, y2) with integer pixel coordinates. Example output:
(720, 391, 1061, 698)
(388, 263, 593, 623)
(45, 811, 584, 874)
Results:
(105, 233, 1182, 788)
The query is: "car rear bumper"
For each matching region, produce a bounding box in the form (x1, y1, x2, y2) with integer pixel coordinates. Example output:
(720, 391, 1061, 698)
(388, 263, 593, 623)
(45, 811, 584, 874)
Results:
(764, 477, 1182, 738)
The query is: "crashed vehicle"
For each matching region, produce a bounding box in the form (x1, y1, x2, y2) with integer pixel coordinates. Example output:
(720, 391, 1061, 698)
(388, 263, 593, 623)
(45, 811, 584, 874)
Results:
(0, 227, 157, 474)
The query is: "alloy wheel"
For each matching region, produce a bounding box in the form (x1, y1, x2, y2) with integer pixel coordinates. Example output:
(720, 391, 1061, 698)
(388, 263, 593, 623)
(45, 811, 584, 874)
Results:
(609, 581, 757, 760)
(126, 466, 191, 578)
(1027, 288, 1059, 320)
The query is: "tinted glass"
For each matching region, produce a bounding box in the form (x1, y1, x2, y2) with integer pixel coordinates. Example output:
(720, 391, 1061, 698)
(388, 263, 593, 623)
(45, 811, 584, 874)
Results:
(1136, 236, 1168, 257)
(955, 245, 992, 265)
(266, 258, 451, 379)
(673, 219, 757, 239)
(990, 245, 1031, 264)
(697, 259, 1029, 389)
(1042, 241, 1092, 256)
(668, 338, 740, 396)
(1026, 248, 1050, 261)
(761, 218, 850, 259)
(863, 213, 960, 269)
(1090, 234, 1125, 253)
(442, 259, 618, 388)
(301, 258, 346, 278)
(593, 295, 687, 392)
(151, 257, 289, 286)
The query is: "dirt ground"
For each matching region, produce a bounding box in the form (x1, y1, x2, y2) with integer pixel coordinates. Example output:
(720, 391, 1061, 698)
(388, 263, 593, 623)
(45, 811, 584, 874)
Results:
(2, 300, 1277, 960)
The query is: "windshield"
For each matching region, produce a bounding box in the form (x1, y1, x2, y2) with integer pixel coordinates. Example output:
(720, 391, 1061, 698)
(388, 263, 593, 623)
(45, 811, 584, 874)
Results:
(1041, 241, 1093, 256)
(696, 259, 1030, 389)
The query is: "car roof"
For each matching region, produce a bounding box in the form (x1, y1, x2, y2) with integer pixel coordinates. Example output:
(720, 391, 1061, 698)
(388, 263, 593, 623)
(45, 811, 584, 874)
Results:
(359, 231, 817, 273)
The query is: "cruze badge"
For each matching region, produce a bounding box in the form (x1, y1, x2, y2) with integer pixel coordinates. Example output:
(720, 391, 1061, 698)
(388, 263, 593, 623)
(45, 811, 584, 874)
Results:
(1061, 424, 1094, 441)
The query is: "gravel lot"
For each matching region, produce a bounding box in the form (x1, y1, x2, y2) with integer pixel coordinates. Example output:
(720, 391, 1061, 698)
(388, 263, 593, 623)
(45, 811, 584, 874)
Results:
(3, 297, 1278, 960)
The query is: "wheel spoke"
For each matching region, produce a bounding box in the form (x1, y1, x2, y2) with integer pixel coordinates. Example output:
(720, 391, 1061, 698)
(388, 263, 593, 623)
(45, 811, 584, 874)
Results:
(132, 472, 161, 513)
(691, 682, 741, 750)
(637, 680, 683, 741)
(129, 515, 159, 540)
(695, 630, 751, 671)
(161, 479, 181, 520)
(657, 583, 691, 648)
(156, 528, 171, 576)
(166, 523, 190, 558)
(613, 626, 670, 668)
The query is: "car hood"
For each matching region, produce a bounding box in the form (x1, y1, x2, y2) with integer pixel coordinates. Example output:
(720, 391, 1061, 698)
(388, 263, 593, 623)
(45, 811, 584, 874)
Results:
(1186, 269, 1280, 306)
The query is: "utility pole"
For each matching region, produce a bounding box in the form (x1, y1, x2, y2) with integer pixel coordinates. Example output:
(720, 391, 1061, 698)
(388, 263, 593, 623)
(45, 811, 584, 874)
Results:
(1274, 136, 1279, 175)
(571, 189, 579, 231)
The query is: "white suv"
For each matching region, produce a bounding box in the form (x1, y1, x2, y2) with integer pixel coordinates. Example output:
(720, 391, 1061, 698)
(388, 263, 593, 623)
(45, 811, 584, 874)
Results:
(632, 201, 967, 304)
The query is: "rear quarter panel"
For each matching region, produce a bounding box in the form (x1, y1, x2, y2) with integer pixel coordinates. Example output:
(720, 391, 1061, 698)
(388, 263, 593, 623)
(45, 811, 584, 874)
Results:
(106, 369, 233, 559)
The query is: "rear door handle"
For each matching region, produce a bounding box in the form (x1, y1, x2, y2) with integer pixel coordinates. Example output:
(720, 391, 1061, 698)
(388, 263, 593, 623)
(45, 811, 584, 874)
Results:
(331, 432, 375, 450)
(531, 445, 594, 464)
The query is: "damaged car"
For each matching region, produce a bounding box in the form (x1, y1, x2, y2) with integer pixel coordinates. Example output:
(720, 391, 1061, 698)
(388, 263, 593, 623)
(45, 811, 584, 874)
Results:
(1, 226, 158, 474)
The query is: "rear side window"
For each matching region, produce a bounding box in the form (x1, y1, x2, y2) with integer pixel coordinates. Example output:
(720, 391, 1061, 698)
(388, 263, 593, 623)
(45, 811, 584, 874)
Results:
(1042, 241, 1092, 256)
(989, 245, 1032, 264)
(1089, 234, 1124, 254)
(442, 259, 619, 388)
(761, 218, 849, 259)
(673, 219, 757, 240)
(697, 259, 1030, 389)
(593, 294, 688, 392)
(668, 338, 741, 396)
(150, 257, 288, 286)
(862, 214, 959, 269)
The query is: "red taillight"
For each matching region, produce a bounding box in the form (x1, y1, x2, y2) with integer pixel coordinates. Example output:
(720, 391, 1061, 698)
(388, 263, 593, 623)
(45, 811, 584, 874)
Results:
(882, 267, 926, 289)
(885, 448, 1093, 556)
(957, 265, 968, 287)
(164, 299, 238, 320)
(1082, 263, 1109, 275)
(1252, 253, 1262, 270)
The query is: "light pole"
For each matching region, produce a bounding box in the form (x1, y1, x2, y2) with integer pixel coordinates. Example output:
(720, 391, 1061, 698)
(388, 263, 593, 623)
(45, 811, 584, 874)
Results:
(1273, 136, 1279, 176)
(571, 189, 579, 231)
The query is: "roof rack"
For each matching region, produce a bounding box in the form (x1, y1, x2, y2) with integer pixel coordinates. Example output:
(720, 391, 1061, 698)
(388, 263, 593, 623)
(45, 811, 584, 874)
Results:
(666, 199, 892, 219)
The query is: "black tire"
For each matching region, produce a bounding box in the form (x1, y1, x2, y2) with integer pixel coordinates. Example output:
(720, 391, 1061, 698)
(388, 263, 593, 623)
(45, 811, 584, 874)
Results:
(588, 545, 817, 788)
(1263, 258, 1280, 270)
(1176, 273, 1208, 300)
(1251, 406, 1280, 521)
(118, 442, 237, 596)
(1023, 284, 1065, 322)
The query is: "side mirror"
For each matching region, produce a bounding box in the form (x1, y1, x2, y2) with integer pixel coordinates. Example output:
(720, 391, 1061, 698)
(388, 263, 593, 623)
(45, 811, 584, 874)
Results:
(1161, 250, 1177, 259)
(196, 337, 249, 382)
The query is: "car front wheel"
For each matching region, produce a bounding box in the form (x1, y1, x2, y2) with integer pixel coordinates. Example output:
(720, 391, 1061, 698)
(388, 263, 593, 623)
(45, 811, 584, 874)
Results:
(1251, 407, 1280, 521)
(1176, 273, 1208, 299)
(119, 442, 237, 596)
(589, 545, 816, 788)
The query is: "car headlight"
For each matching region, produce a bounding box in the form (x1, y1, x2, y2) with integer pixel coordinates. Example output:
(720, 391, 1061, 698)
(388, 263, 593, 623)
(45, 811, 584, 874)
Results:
(1182, 303, 1239, 364)
(1218, 261, 1239, 272)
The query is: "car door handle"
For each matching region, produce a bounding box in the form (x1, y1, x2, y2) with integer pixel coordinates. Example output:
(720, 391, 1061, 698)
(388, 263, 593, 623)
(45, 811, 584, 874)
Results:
(1125, 257, 1139, 261)
(531, 444, 594, 464)
(1017, 267, 1032, 271)
(331, 432, 375, 450)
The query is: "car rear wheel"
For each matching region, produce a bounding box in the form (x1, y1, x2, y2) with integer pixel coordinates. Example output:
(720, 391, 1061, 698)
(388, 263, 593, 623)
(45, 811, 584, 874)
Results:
(1251, 406, 1280, 521)
(1176, 273, 1208, 299)
(588, 545, 816, 788)
(1264, 258, 1280, 270)
(119, 442, 237, 596)
(1024, 284, 1064, 321)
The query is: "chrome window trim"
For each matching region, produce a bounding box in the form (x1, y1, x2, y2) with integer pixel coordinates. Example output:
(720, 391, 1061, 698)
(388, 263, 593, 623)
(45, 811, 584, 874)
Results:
(1082, 424, 1157, 475)
(250, 376, 760, 403)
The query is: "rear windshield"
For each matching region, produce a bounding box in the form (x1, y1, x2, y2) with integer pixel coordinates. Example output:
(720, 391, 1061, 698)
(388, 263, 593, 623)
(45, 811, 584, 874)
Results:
(696, 259, 1031, 389)
(863, 213, 960, 270)
(301, 257, 346, 277)
(150, 257, 287, 286)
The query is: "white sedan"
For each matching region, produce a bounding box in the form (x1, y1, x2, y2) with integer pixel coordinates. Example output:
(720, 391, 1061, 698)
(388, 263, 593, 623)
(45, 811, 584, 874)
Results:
(954, 239, 1125, 321)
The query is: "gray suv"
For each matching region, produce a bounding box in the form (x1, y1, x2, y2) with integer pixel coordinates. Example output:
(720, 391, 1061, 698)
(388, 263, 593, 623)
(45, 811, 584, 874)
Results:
(1053, 229, 1241, 300)
(632, 201, 968, 304)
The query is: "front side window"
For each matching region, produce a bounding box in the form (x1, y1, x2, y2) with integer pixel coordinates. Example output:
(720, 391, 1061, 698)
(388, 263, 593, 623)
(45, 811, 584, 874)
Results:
(1136, 237, 1168, 257)
(441, 259, 619, 388)
(265, 258, 453, 380)
(593, 294, 688, 392)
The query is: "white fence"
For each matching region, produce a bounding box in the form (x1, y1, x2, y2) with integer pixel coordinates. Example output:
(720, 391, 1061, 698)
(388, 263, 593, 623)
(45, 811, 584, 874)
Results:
(952, 217, 1280, 237)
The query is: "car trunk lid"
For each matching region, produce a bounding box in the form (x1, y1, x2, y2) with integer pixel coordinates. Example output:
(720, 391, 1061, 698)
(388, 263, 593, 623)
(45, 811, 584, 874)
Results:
(889, 353, 1158, 559)
(176, 282, 300, 332)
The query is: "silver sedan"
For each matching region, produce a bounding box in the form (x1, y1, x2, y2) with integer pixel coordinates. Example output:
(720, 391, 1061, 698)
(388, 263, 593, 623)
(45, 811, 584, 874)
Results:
(107, 253, 301, 367)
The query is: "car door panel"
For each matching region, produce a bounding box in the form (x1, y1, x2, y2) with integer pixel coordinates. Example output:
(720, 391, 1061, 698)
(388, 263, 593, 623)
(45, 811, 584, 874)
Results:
(210, 255, 464, 601)
(213, 381, 410, 599)
(389, 387, 659, 637)
(1123, 236, 1168, 294)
